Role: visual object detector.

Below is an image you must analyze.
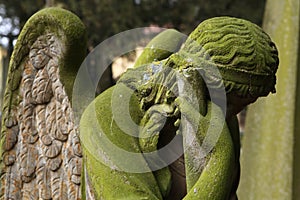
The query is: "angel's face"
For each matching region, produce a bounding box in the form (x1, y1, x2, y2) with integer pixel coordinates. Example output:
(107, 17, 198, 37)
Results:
(208, 89, 258, 120)
(225, 92, 258, 119)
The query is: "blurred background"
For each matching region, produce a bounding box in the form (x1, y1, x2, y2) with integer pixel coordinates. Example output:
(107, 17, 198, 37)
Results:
(0, 0, 266, 102)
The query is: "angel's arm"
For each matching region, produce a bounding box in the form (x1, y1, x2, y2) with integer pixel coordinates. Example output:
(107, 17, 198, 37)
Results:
(175, 97, 236, 200)
(80, 84, 166, 200)
(134, 29, 186, 68)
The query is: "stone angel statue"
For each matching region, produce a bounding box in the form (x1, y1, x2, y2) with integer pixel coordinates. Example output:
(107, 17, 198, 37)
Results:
(1, 7, 279, 200)
(80, 16, 279, 200)
(0, 8, 86, 199)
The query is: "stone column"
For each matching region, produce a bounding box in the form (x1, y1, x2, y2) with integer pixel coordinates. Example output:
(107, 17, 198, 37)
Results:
(238, 0, 300, 199)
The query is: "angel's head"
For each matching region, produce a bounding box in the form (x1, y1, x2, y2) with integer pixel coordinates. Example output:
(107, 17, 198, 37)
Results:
(173, 16, 279, 116)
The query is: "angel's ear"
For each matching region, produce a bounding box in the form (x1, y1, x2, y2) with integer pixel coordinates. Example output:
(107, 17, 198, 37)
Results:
(1, 8, 86, 200)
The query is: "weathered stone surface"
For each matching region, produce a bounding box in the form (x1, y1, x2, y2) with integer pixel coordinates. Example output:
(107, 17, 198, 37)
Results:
(0, 8, 86, 200)
(1, 6, 281, 200)
(80, 16, 278, 199)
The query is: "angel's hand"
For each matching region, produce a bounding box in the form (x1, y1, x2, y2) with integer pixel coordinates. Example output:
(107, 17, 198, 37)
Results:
(174, 96, 202, 130)
(139, 104, 174, 152)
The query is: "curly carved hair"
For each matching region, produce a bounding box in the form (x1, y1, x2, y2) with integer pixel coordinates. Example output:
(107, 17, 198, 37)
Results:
(177, 16, 279, 97)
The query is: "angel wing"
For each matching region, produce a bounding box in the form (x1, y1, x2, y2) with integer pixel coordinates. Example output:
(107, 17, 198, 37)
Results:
(0, 8, 86, 199)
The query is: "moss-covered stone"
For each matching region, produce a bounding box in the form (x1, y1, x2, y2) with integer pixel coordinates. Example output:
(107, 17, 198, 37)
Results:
(0, 7, 87, 199)
(80, 16, 279, 199)
(80, 85, 164, 199)
(134, 29, 186, 68)
(7, 7, 87, 100)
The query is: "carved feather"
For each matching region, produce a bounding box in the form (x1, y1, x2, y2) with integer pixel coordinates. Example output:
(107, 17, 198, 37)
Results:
(0, 8, 86, 200)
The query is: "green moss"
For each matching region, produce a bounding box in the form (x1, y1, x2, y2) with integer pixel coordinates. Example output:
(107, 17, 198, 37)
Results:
(178, 101, 235, 199)
(2, 7, 86, 141)
(78, 15, 278, 199)
(7, 7, 87, 101)
(80, 86, 164, 199)
(178, 16, 278, 97)
(0, 7, 87, 197)
(134, 29, 186, 68)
